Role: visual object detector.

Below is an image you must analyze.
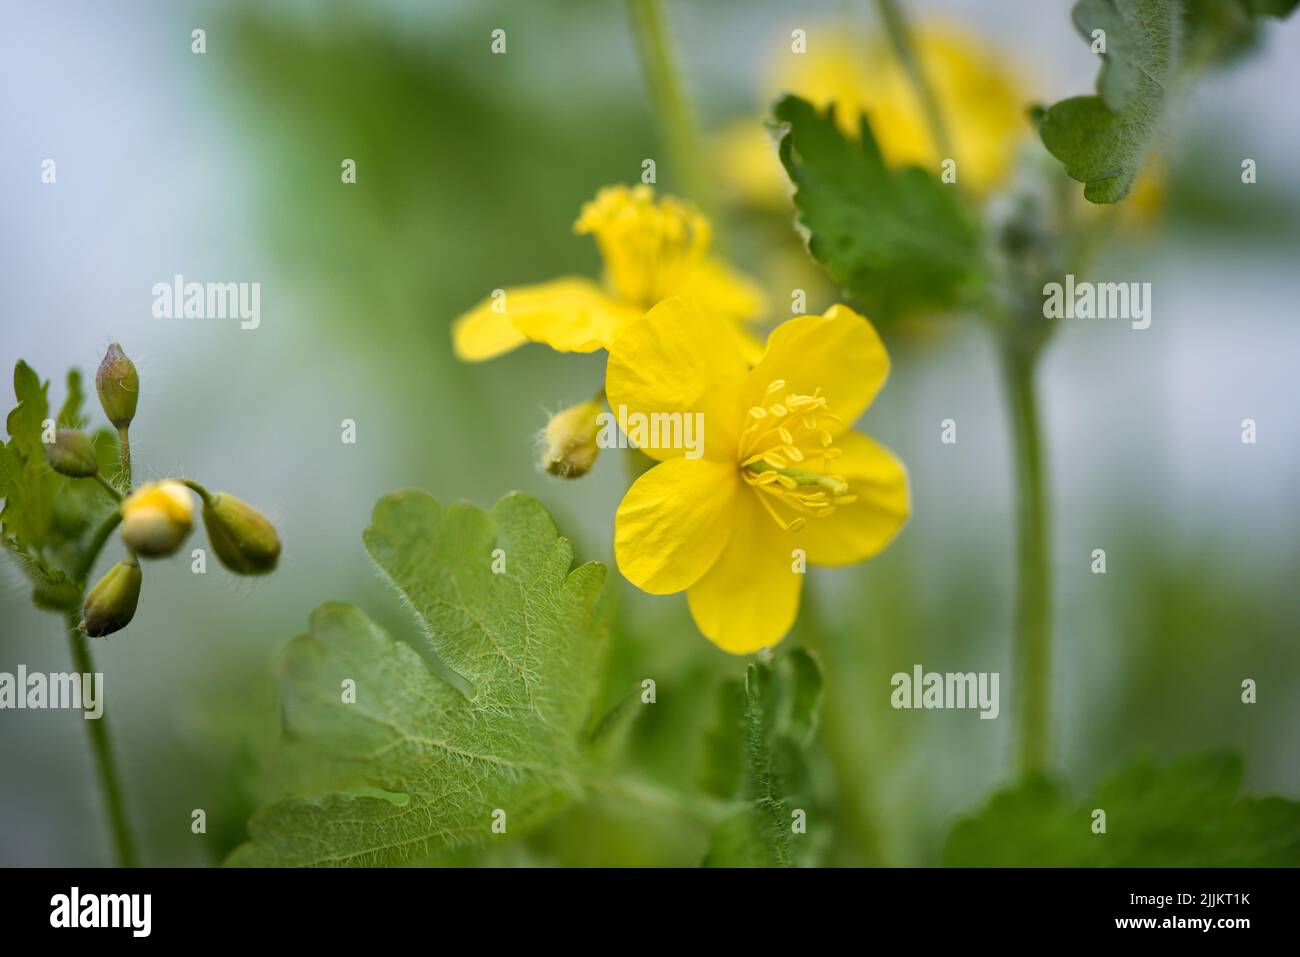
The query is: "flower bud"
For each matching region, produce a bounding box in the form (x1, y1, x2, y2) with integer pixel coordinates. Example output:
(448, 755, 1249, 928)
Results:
(538, 398, 604, 479)
(120, 479, 193, 558)
(201, 492, 281, 575)
(96, 341, 139, 429)
(81, 558, 142, 637)
(45, 429, 98, 478)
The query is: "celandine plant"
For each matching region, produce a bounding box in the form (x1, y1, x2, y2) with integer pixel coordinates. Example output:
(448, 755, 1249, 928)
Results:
(0, 341, 281, 866)
(65, 0, 1296, 869)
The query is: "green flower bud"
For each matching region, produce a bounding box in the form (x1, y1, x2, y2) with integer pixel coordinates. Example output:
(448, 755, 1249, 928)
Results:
(96, 341, 139, 429)
(45, 429, 98, 478)
(81, 558, 142, 637)
(538, 398, 604, 479)
(120, 479, 194, 558)
(201, 492, 281, 575)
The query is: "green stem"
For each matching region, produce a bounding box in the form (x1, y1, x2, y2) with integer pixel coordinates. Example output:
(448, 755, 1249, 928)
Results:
(625, 0, 709, 204)
(581, 773, 734, 828)
(1001, 346, 1052, 777)
(64, 611, 137, 867)
(873, 0, 954, 164)
(92, 473, 122, 501)
(74, 510, 123, 584)
(65, 504, 135, 865)
(116, 426, 132, 492)
(179, 478, 213, 506)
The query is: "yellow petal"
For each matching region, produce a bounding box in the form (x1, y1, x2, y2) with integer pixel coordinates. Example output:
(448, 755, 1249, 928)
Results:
(743, 305, 889, 433)
(743, 23, 1025, 199)
(450, 295, 529, 363)
(615, 458, 739, 594)
(687, 491, 802, 654)
(451, 279, 637, 361)
(792, 430, 909, 565)
(605, 297, 749, 461)
(680, 257, 767, 325)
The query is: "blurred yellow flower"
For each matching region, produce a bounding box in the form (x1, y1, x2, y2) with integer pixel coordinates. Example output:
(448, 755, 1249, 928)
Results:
(120, 479, 193, 558)
(719, 22, 1027, 207)
(607, 299, 909, 653)
(452, 184, 765, 362)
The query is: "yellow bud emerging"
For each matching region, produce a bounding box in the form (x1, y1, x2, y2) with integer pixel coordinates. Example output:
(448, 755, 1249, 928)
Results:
(45, 429, 98, 478)
(96, 341, 139, 429)
(81, 557, 142, 637)
(201, 492, 281, 575)
(539, 398, 604, 479)
(120, 479, 194, 558)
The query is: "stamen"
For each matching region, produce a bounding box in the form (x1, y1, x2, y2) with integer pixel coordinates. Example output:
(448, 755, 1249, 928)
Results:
(739, 378, 854, 531)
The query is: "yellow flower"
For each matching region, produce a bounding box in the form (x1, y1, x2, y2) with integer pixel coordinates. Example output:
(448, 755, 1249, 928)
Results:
(607, 299, 909, 653)
(718, 22, 1027, 207)
(120, 479, 194, 558)
(452, 185, 766, 362)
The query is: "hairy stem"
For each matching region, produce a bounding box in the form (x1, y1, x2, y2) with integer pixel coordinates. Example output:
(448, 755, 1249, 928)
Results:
(116, 426, 132, 492)
(93, 473, 122, 501)
(625, 0, 709, 203)
(64, 612, 137, 866)
(1001, 347, 1052, 777)
(874, 0, 954, 164)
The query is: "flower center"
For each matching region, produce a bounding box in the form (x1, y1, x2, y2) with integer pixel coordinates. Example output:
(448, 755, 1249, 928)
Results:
(739, 379, 857, 532)
(575, 185, 710, 307)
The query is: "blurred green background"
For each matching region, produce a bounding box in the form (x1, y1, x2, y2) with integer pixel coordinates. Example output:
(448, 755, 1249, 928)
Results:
(2, 0, 1298, 866)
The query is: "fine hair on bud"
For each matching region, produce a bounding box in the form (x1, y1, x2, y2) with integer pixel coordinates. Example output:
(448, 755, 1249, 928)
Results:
(538, 398, 604, 479)
(96, 341, 139, 429)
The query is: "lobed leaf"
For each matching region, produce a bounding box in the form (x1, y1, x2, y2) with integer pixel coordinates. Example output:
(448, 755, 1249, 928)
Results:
(1038, 0, 1180, 204)
(227, 490, 608, 866)
(773, 95, 983, 321)
(945, 751, 1300, 866)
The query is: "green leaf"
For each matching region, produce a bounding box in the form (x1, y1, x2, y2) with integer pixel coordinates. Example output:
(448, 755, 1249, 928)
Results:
(0, 363, 118, 594)
(227, 490, 608, 866)
(1182, 0, 1300, 68)
(703, 649, 824, 867)
(1038, 0, 1179, 204)
(56, 369, 87, 430)
(944, 751, 1300, 866)
(1, 361, 54, 554)
(773, 94, 983, 321)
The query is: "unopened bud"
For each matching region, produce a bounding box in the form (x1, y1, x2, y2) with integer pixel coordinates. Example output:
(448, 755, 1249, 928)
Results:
(539, 398, 604, 479)
(120, 479, 193, 558)
(96, 341, 139, 429)
(45, 429, 98, 478)
(201, 492, 281, 575)
(81, 557, 142, 637)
